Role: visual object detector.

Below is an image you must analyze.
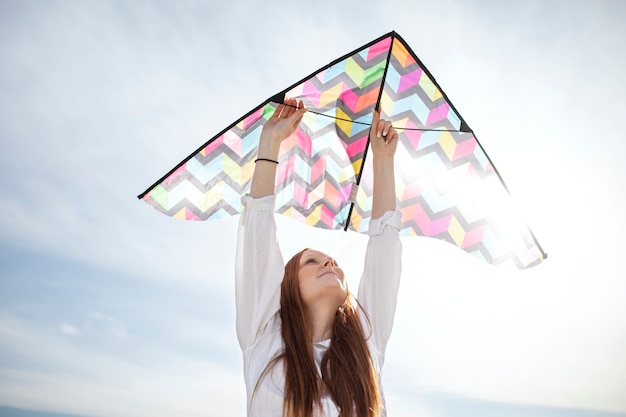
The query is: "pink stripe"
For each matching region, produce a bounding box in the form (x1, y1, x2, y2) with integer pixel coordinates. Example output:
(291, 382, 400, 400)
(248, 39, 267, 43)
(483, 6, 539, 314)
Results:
(428, 215, 452, 236)
(426, 103, 450, 125)
(414, 205, 430, 235)
(403, 124, 422, 150)
(366, 37, 392, 61)
(340, 88, 359, 112)
(296, 129, 312, 157)
(223, 130, 241, 155)
(293, 181, 308, 207)
(164, 163, 187, 185)
(202, 136, 224, 156)
(452, 138, 476, 161)
(340, 183, 353, 202)
(321, 204, 334, 227)
(346, 135, 368, 159)
(241, 108, 263, 130)
(462, 224, 485, 248)
(302, 80, 321, 107)
(185, 208, 201, 221)
(413, 204, 452, 236)
(276, 154, 294, 184)
(310, 158, 326, 183)
(398, 68, 421, 94)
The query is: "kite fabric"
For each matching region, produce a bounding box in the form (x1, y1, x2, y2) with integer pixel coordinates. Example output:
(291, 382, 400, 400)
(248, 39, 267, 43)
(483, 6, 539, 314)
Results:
(138, 31, 546, 269)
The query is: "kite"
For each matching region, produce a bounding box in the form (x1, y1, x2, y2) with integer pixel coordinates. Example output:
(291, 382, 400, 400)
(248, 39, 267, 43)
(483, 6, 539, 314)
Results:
(138, 31, 546, 269)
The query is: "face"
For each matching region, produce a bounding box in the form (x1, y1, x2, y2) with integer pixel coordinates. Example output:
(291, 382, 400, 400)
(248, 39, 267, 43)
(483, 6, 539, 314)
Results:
(298, 249, 347, 309)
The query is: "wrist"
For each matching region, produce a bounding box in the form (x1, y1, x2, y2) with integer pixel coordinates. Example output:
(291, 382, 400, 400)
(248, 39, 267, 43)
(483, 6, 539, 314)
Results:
(257, 137, 281, 160)
(372, 153, 395, 168)
(255, 157, 279, 164)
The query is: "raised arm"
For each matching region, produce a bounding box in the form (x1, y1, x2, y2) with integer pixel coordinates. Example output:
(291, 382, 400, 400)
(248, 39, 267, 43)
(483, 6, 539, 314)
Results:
(357, 110, 401, 362)
(235, 99, 306, 350)
(250, 98, 307, 197)
(370, 109, 398, 217)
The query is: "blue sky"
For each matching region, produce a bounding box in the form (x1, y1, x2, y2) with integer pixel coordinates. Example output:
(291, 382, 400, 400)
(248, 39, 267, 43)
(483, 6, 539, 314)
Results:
(0, 1, 625, 416)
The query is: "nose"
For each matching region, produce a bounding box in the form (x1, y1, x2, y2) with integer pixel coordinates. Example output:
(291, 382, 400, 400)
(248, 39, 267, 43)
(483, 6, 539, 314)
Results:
(323, 257, 335, 267)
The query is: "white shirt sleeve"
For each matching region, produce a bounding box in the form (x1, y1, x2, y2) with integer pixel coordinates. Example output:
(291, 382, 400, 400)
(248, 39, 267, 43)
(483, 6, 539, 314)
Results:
(357, 210, 403, 365)
(235, 194, 285, 351)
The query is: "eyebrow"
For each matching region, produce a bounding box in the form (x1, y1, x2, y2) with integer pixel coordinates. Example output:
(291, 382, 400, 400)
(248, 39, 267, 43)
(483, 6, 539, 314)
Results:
(300, 252, 320, 263)
(301, 253, 316, 263)
(300, 253, 339, 266)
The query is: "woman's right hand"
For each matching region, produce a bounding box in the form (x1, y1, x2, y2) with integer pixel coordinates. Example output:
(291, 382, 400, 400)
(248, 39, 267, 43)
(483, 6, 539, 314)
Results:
(251, 98, 306, 198)
(257, 98, 307, 159)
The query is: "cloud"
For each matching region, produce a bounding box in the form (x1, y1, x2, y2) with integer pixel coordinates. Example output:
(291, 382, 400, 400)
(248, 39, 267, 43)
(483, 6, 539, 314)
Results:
(383, 237, 626, 413)
(0, 306, 244, 417)
(58, 323, 79, 337)
(1, 1, 625, 416)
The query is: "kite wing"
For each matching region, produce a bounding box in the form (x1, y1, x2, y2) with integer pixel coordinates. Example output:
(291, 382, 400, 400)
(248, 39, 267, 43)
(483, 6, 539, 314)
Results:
(138, 31, 546, 269)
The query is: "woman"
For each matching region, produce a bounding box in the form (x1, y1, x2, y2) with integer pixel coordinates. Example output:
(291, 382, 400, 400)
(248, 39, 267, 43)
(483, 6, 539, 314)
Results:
(236, 98, 402, 417)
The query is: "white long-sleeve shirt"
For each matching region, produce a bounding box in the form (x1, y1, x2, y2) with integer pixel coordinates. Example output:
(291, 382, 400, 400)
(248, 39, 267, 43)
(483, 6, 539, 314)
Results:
(235, 194, 402, 417)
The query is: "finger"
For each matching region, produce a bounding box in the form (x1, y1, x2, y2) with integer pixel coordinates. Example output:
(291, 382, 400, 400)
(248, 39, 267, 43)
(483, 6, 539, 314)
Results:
(281, 98, 294, 118)
(288, 97, 298, 112)
(289, 98, 301, 117)
(371, 108, 381, 136)
(288, 99, 306, 115)
(296, 100, 307, 117)
(290, 101, 307, 127)
(273, 103, 285, 118)
(386, 128, 398, 144)
(382, 120, 393, 137)
(377, 118, 388, 139)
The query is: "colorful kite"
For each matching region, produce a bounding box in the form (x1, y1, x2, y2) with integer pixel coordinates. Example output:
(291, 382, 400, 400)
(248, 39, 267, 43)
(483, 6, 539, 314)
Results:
(138, 31, 546, 269)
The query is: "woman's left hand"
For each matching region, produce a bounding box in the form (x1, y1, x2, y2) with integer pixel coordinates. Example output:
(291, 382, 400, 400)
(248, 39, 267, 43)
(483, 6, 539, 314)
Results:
(369, 108, 398, 217)
(369, 109, 398, 160)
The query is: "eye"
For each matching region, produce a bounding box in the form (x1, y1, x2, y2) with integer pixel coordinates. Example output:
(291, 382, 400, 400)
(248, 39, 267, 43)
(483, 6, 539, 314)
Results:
(305, 258, 317, 264)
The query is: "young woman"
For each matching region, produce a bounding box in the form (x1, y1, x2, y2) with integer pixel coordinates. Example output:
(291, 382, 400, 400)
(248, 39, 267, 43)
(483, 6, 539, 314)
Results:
(235, 98, 402, 417)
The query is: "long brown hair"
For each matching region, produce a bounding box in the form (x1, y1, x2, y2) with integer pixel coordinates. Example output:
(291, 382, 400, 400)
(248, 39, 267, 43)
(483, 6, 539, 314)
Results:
(272, 248, 382, 417)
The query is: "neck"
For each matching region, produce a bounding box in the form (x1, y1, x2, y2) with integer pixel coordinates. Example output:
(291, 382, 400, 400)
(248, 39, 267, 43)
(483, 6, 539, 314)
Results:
(307, 303, 337, 342)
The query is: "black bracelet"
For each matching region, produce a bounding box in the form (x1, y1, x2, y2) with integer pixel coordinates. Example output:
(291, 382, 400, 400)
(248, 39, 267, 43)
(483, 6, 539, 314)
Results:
(255, 158, 279, 164)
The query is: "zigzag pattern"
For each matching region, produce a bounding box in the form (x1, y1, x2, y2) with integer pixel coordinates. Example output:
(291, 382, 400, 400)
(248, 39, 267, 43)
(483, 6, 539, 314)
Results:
(348, 37, 544, 268)
(140, 33, 545, 269)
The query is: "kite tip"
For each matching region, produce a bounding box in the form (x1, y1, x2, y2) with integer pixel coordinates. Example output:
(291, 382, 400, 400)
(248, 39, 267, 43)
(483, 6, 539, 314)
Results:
(269, 91, 286, 105)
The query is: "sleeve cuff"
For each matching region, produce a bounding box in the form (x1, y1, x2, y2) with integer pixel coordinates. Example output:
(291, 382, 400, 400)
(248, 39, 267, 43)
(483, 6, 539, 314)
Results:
(368, 210, 401, 236)
(241, 194, 276, 212)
